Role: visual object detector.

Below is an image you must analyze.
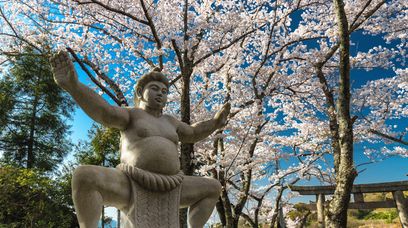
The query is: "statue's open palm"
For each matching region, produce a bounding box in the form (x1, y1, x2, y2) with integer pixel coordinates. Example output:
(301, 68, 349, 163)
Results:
(50, 51, 78, 90)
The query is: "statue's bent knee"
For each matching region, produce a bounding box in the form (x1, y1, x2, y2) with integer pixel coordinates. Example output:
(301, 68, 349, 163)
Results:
(209, 179, 222, 197)
(72, 165, 99, 190)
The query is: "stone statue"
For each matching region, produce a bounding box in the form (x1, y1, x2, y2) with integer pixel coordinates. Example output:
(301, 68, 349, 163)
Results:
(50, 51, 230, 228)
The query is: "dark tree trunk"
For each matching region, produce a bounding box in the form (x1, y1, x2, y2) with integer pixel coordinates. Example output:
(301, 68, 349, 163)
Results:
(325, 0, 357, 227)
(232, 215, 240, 228)
(179, 63, 194, 228)
(270, 187, 284, 228)
(180, 66, 194, 175)
(253, 199, 262, 227)
(221, 187, 234, 227)
(215, 199, 226, 226)
(211, 137, 227, 227)
(27, 95, 39, 169)
(232, 170, 252, 228)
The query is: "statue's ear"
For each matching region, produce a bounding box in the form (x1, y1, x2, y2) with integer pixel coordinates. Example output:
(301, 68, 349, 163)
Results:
(136, 87, 143, 99)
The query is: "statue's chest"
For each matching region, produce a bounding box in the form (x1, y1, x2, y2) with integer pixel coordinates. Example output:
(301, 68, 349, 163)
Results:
(132, 118, 178, 143)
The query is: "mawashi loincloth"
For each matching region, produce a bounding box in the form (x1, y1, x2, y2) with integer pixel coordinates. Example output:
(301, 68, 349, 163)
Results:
(117, 163, 184, 192)
(117, 163, 184, 228)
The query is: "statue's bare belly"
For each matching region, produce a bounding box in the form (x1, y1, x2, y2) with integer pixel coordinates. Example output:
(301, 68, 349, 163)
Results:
(120, 136, 180, 175)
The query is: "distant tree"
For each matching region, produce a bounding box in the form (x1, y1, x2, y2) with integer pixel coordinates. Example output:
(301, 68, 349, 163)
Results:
(0, 49, 75, 171)
(0, 77, 14, 131)
(0, 166, 78, 228)
(287, 203, 313, 228)
(75, 123, 120, 167)
(56, 163, 77, 211)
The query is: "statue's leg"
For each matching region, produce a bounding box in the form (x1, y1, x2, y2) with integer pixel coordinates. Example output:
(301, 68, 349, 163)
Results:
(180, 176, 222, 228)
(71, 165, 130, 228)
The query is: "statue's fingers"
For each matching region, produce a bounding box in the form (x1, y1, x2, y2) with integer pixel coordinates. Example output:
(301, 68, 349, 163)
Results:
(58, 52, 67, 63)
(54, 51, 66, 63)
(52, 54, 62, 66)
(53, 59, 63, 70)
(63, 52, 74, 67)
(61, 51, 70, 61)
(49, 56, 57, 67)
(50, 52, 61, 63)
(58, 49, 68, 57)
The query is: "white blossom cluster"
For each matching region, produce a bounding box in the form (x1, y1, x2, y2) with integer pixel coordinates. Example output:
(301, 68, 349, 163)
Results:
(0, 0, 406, 224)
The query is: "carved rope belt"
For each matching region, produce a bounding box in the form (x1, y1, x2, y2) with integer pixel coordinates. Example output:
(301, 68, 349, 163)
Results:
(117, 163, 183, 227)
(117, 163, 184, 192)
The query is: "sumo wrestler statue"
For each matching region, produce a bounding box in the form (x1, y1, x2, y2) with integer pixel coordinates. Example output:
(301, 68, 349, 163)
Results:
(50, 51, 230, 228)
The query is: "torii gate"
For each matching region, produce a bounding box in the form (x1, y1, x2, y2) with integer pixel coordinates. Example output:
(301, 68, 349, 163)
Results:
(290, 181, 408, 227)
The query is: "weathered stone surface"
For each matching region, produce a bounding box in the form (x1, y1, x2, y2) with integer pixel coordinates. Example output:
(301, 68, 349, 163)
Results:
(393, 190, 408, 227)
(316, 194, 325, 228)
(51, 51, 230, 228)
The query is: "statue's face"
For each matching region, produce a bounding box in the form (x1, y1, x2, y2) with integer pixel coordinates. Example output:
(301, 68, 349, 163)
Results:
(139, 81, 168, 109)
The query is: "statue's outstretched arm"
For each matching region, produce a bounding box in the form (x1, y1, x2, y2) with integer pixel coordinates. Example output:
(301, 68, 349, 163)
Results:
(173, 103, 230, 143)
(50, 51, 130, 130)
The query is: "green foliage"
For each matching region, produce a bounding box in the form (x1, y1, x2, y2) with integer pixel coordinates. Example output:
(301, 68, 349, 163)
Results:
(0, 49, 75, 171)
(0, 166, 78, 227)
(364, 210, 399, 223)
(287, 203, 313, 227)
(353, 209, 372, 219)
(348, 208, 400, 226)
(75, 123, 120, 167)
(287, 203, 310, 219)
(56, 162, 77, 210)
(0, 76, 14, 130)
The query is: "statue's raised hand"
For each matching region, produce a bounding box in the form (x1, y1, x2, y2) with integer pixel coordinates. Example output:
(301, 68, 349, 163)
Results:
(50, 51, 78, 90)
(214, 102, 231, 128)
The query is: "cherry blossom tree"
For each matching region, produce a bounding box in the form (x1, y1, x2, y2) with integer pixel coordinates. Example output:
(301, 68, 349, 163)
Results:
(203, 0, 407, 226)
(244, 0, 406, 226)
(0, 0, 406, 227)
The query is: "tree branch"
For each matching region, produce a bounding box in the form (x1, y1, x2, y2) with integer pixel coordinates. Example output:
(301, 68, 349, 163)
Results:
(66, 48, 123, 106)
(241, 212, 256, 227)
(81, 57, 128, 106)
(139, 0, 163, 69)
(171, 39, 184, 70)
(73, 0, 149, 25)
(369, 129, 408, 145)
(349, 0, 386, 32)
(193, 23, 268, 67)
(0, 8, 42, 53)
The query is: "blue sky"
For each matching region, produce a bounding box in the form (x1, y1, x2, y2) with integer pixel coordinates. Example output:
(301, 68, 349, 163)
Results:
(69, 99, 408, 179)
(65, 29, 407, 220)
(68, 60, 408, 217)
(68, 30, 408, 182)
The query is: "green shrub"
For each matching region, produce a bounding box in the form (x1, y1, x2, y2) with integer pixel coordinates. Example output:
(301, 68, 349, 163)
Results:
(364, 210, 398, 223)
